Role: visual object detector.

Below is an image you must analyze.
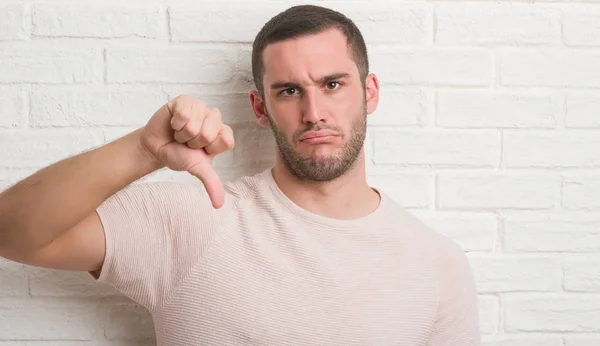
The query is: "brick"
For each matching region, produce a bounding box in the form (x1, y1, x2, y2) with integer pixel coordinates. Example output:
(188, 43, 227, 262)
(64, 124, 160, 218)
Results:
(0, 259, 28, 297)
(30, 87, 167, 127)
(566, 92, 600, 128)
(0, 87, 25, 128)
(105, 304, 154, 340)
(436, 90, 560, 128)
(436, 4, 560, 45)
(0, 298, 102, 339)
(28, 268, 120, 297)
(498, 48, 600, 87)
(409, 211, 497, 252)
(0, 130, 102, 168)
(505, 294, 600, 332)
(170, 3, 432, 45)
(0, 46, 101, 83)
(329, 2, 432, 45)
(370, 47, 493, 86)
(564, 258, 600, 292)
(0, 4, 27, 40)
(106, 47, 238, 84)
(367, 173, 433, 208)
(229, 46, 255, 93)
(477, 295, 499, 335)
(370, 88, 430, 126)
(563, 8, 600, 46)
(563, 173, 600, 210)
(504, 131, 600, 168)
(32, 5, 159, 38)
(468, 255, 562, 292)
(438, 172, 559, 210)
(503, 212, 600, 252)
(102, 128, 139, 144)
(565, 336, 600, 346)
(229, 123, 275, 169)
(169, 4, 287, 43)
(483, 336, 562, 346)
(372, 129, 499, 167)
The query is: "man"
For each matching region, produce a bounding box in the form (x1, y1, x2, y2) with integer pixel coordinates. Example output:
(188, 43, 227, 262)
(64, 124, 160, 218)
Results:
(0, 4, 481, 346)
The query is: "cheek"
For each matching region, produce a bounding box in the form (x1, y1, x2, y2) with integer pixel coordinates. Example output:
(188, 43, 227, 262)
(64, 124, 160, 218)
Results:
(268, 112, 297, 138)
(268, 104, 301, 132)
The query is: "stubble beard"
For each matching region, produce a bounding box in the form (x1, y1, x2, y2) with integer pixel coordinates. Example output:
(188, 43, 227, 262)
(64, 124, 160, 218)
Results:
(265, 100, 367, 182)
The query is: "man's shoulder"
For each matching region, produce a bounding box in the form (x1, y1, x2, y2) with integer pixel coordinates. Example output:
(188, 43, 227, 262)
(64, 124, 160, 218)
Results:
(379, 193, 467, 255)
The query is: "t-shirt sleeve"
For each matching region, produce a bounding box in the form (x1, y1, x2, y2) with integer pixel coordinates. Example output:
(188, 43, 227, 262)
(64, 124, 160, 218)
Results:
(92, 181, 232, 312)
(426, 238, 482, 346)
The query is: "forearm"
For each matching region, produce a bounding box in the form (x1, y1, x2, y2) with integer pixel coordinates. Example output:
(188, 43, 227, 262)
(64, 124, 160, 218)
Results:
(0, 128, 163, 254)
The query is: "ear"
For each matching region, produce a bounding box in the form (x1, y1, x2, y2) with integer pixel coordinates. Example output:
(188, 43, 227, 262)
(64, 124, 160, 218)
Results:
(364, 73, 379, 115)
(249, 90, 271, 128)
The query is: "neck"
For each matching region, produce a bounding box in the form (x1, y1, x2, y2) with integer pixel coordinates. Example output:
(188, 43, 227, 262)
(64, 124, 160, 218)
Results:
(271, 150, 381, 220)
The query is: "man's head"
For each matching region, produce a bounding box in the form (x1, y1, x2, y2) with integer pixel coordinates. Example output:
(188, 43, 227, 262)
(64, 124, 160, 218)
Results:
(249, 5, 379, 182)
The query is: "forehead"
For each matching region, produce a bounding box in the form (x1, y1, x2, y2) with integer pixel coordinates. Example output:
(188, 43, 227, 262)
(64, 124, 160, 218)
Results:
(262, 28, 358, 84)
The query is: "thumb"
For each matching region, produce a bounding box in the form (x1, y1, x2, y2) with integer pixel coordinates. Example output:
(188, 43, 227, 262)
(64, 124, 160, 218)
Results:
(187, 161, 225, 209)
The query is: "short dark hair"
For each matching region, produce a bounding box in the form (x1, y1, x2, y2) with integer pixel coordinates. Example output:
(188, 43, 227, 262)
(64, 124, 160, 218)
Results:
(251, 5, 369, 98)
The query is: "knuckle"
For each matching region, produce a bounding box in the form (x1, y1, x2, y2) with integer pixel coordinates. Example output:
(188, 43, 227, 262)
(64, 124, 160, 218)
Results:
(195, 100, 206, 109)
(222, 127, 235, 148)
(172, 94, 188, 108)
(176, 109, 190, 121)
(200, 127, 218, 144)
(210, 108, 222, 121)
(193, 101, 206, 117)
(186, 118, 203, 136)
(182, 124, 195, 137)
(177, 94, 192, 103)
(173, 131, 186, 143)
(225, 136, 235, 149)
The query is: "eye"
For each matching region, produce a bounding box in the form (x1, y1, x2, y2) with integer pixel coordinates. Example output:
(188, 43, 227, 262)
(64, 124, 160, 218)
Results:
(326, 81, 341, 90)
(281, 88, 299, 96)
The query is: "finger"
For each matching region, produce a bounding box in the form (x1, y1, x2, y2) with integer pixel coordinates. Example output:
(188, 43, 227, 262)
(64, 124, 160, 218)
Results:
(186, 108, 222, 149)
(173, 102, 207, 144)
(205, 124, 235, 156)
(187, 162, 225, 209)
(169, 96, 195, 132)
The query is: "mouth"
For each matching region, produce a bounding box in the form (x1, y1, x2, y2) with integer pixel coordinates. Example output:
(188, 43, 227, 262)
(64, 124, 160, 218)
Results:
(298, 130, 339, 144)
(300, 135, 338, 144)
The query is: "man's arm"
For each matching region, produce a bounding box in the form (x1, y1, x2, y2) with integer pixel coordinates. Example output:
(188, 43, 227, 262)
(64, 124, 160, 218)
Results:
(426, 240, 482, 346)
(0, 128, 162, 271)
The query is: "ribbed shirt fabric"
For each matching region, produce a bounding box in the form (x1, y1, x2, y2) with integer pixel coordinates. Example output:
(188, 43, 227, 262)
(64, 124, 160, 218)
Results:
(95, 167, 481, 346)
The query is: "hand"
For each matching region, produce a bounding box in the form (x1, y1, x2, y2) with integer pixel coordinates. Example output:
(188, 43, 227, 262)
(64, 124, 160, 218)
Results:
(140, 95, 235, 208)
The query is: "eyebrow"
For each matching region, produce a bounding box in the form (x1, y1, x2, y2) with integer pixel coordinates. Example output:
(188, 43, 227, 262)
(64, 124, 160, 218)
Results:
(269, 73, 351, 90)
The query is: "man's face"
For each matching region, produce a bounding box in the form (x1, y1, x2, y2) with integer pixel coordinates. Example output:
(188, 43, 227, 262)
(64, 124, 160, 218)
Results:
(258, 28, 375, 182)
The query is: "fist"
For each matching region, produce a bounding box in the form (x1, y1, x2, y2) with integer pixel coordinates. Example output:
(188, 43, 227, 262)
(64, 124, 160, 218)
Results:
(141, 95, 235, 208)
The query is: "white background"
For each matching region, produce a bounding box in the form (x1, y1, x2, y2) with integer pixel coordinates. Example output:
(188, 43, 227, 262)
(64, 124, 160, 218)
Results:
(1, 0, 600, 345)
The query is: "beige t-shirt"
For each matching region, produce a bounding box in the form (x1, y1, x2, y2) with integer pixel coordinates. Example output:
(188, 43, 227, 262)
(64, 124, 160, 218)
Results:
(95, 167, 481, 346)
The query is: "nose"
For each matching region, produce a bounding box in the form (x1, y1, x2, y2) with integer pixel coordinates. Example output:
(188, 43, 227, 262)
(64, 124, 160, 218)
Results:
(301, 88, 325, 125)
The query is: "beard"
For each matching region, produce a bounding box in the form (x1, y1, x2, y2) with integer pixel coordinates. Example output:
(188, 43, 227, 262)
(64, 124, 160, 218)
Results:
(264, 100, 367, 182)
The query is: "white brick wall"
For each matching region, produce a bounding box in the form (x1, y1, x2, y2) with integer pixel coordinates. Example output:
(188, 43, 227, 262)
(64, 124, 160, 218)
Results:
(1, 0, 599, 345)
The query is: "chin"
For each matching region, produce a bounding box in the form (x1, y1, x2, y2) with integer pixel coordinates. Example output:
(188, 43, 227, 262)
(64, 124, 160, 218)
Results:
(304, 145, 339, 158)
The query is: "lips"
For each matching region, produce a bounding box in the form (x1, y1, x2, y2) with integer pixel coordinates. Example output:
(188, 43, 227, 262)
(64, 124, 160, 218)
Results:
(298, 130, 338, 141)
